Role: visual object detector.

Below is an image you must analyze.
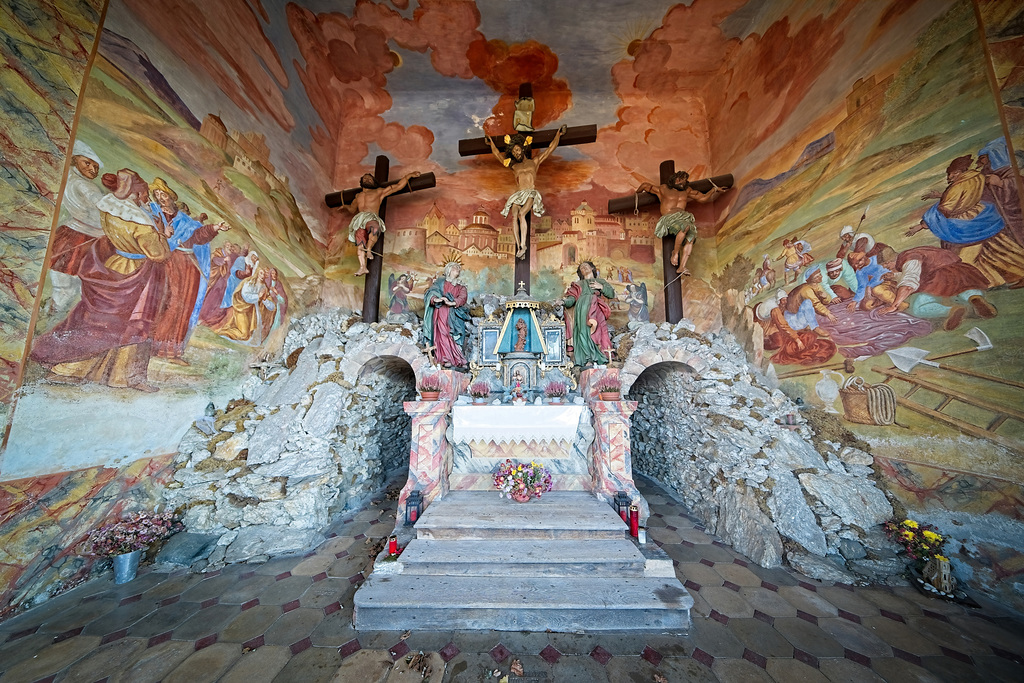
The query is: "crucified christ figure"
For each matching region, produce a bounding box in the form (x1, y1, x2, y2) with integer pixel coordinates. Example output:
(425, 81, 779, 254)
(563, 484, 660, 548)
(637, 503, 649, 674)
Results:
(637, 170, 726, 276)
(487, 125, 567, 260)
(342, 170, 421, 276)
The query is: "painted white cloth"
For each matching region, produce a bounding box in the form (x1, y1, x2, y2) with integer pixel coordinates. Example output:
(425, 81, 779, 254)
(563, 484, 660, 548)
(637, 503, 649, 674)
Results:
(59, 169, 106, 237)
(452, 404, 585, 444)
(347, 211, 385, 242)
(96, 193, 157, 227)
(500, 189, 544, 217)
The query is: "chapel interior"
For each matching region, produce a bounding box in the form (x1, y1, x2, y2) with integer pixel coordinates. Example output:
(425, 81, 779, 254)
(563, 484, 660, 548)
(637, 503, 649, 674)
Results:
(1, 0, 1023, 680)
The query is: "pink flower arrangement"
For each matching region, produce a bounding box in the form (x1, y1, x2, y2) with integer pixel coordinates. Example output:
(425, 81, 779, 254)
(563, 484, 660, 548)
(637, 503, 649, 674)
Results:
(418, 374, 442, 393)
(544, 381, 567, 398)
(493, 459, 553, 501)
(84, 510, 183, 557)
(469, 381, 491, 398)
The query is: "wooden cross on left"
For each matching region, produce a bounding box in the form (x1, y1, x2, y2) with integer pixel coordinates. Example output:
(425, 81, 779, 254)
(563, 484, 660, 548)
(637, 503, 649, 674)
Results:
(324, 155, 436, 323)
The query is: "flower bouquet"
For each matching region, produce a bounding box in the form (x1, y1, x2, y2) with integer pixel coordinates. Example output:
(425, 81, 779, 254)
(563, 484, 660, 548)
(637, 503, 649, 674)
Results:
(544, 381, 567, 404)
(418, 374, 442, 400)
(84, 510, 183, 584)
(493, 459, 553, 503)
(469, 380, 491, 403)
(883, 517, 959, 599)
(596, 378, 621, 401)
(85, 510, 182, 557)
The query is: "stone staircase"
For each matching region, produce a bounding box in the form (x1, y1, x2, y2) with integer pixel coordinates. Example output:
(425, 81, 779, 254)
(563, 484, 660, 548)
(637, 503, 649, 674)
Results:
(352, 491, 693, 632)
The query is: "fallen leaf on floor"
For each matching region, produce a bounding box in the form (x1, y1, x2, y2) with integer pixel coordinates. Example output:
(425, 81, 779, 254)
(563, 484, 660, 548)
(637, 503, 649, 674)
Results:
(653, 673, 668, 683)
(499, 677, 509, 683)
(400, 630, 411, 640)
(510, 659, 524, 676)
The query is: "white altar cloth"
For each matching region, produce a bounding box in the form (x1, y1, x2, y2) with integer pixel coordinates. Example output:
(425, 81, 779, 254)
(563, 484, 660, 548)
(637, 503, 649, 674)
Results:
(452, 405, 586, 444)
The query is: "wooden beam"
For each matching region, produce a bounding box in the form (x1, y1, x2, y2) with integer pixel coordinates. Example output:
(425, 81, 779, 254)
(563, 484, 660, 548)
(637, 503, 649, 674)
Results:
(660, 160, 683, 324)
(324, 172, 436, 208)
(606, 174, 734, 214)
(362, 155, 390, 323)
(458, 124, 597, 158)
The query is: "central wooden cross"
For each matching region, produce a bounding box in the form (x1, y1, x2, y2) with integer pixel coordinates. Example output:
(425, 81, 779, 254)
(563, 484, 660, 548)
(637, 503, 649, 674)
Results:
(458, 83, 597, 295)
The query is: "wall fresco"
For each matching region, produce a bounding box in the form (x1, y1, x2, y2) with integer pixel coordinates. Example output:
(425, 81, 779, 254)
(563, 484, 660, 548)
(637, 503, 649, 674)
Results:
(706, 0, 1024, 607)
(0, 0, 104, 435)
(0, 454, 175, 617)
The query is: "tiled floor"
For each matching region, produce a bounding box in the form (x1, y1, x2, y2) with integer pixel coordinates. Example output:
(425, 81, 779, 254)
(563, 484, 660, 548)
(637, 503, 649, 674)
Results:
(1, 476, 1022, 682)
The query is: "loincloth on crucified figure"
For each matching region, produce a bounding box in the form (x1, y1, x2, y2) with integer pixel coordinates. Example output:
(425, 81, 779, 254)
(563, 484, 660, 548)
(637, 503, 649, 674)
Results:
(653, 210, 697, 244)
(500, 189, 545, 218)
(347, 211, 385, 246)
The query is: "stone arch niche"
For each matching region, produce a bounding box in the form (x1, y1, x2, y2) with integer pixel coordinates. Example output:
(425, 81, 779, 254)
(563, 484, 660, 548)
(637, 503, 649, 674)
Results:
(353, 356, 418, 479)
(627, 360, 702, 494)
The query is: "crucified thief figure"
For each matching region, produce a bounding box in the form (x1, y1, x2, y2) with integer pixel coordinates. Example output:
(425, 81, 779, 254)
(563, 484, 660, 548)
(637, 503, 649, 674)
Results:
(637, 170, 726, 276)
(343, 170, 421, 276)
(487, 126, 567, 260)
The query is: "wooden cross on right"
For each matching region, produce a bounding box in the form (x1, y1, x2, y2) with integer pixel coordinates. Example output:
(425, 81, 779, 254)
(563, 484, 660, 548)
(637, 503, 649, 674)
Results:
(608, 160, 733, 323)
(459, 83, 597, 295)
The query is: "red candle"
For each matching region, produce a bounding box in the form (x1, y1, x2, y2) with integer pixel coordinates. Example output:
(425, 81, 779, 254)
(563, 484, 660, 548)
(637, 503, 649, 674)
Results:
(619, 508, 628, 523)
(629, 505, 639, 537)
(388, 535, 398, 555)
(409, 506, 418, 523)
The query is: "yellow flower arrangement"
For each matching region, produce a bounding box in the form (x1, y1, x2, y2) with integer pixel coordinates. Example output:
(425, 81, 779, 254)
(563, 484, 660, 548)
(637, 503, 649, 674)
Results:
(884, 517, 947, 563)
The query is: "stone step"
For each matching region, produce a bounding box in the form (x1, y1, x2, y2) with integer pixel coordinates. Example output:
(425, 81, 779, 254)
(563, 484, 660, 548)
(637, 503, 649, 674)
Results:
(353, 575, 693, 632)
(415, 490, 628, 541)
(398, 539, 647, 577)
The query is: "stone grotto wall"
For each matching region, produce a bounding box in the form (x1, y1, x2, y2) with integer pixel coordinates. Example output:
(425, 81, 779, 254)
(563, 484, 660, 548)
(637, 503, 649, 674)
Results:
(164, 311, 423, 567)
(621, 321, 901, 585)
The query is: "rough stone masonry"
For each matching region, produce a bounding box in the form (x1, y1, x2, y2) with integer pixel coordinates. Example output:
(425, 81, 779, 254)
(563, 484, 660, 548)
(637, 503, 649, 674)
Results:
(164, 312, 901, 584)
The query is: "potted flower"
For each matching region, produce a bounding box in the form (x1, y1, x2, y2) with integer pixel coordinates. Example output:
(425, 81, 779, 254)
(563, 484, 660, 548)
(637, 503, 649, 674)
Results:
(84, 510, 182, 584)
(596, 378, 621, 401)
(418, 374, 442, 401)
(493, 459, 553, 503)
(469, 381, 491, 404)
(883, 517, 955, 597)
(544, 381, 567, 404)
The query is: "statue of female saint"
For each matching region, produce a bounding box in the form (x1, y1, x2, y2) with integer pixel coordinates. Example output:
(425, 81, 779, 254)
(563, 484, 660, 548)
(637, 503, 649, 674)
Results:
(422, 258, 471, 368)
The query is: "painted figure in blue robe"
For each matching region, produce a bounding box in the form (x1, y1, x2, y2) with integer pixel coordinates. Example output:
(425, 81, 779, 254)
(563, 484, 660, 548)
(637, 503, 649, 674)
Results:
(146, 178, 229, 363)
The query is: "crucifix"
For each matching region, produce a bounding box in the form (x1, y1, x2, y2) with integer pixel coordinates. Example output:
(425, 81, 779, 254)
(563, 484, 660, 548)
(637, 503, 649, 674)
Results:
(459, 83, 597, 295)
(608, 160, 733, 323)
(324, 155, 435, 323)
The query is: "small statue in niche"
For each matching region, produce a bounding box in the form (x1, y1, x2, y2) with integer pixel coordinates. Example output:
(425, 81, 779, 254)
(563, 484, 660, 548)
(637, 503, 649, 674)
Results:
(514, 318, 528, 351)
(637, 170, 727, 277)
(509, 368, 526, 404)
(340, 170, 421, 276)
(486, 126, 567, 260)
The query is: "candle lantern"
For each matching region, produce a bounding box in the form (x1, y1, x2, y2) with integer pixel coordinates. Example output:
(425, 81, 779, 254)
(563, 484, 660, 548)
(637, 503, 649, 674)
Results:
(405, 491, 422, 526)
(613, 491, 630, 522)
(388, 535, 398, 555)
(629, 505, 640, 538)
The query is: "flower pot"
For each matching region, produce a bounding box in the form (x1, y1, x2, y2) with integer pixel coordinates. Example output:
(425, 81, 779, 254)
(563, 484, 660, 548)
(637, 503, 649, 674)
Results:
(420, 391, 440, 401)
(599, 392, 620, 401)
(510, 490, 532, 503)
(547, 397, 563, 404)
(472, 397, 488, 404)
(113, 549, 143, 584)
